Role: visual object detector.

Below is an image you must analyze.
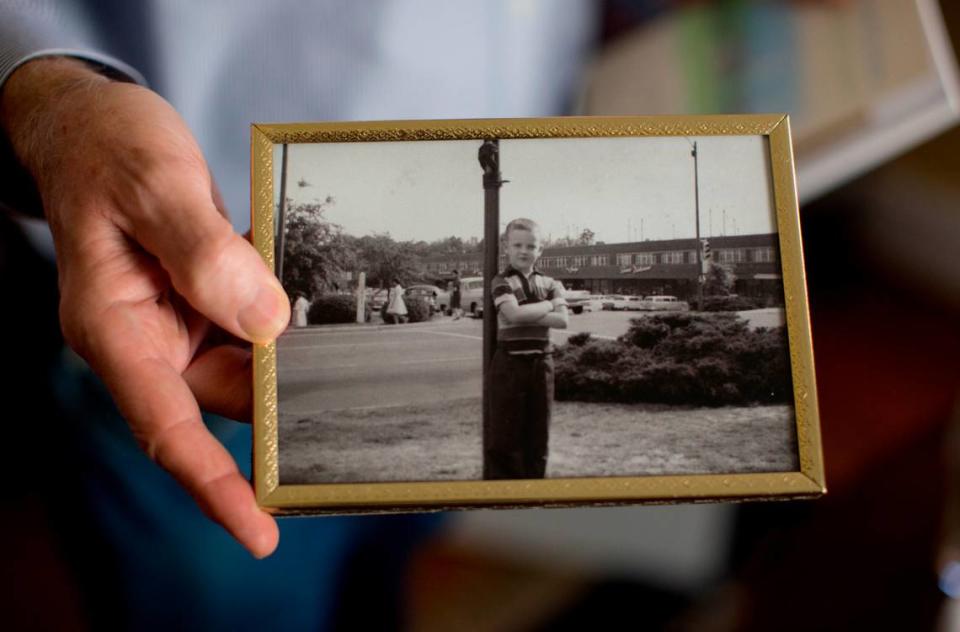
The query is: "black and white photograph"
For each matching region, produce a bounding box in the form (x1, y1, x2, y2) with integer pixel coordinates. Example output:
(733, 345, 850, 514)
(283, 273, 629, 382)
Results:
(266, 125, 803, 488)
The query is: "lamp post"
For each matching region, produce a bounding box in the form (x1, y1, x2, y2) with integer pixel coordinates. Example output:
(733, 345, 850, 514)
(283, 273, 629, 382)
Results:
(688, 139, 704, 310)
(276, 143, 289, 280)
(479, 139, 503, 471)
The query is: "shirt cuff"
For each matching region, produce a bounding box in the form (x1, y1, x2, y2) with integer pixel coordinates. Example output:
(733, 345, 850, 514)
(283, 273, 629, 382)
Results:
(0, 49, 146, 89)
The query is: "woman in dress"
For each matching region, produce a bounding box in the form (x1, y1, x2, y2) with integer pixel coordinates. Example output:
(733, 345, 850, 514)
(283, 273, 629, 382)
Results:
(292, 292, 310, 327)
(386, 277, 408, 324)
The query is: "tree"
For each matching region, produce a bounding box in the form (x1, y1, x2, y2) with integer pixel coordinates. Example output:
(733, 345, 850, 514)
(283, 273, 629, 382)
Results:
(352, 233, 421, 288)
(413, 235, 483, 257)
(703, 262, 736, 296)
(543, 228, 596, 249)
(281, 197, 355, 298)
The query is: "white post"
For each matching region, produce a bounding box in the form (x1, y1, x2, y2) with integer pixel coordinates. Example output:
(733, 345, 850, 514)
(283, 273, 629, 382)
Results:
(355, 272, 366, 323)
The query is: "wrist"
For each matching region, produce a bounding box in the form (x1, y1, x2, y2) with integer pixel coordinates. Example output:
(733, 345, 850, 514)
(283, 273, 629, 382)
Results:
(0, 57, 110, 185)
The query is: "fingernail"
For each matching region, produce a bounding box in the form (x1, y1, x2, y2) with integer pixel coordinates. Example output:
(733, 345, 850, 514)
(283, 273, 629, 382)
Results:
(239, 284, 287, 341)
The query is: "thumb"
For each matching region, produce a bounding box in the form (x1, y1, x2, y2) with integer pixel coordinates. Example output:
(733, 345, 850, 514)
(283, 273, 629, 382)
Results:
(131, 180, 289, 343)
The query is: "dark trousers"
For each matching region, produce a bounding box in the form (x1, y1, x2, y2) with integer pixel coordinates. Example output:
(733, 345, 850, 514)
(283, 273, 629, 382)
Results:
(484, 348, 554, 480)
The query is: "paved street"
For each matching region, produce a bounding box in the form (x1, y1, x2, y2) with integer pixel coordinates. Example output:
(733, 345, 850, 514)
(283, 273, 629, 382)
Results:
(278, 319, 483, 416)
(277, 308, 786, 416)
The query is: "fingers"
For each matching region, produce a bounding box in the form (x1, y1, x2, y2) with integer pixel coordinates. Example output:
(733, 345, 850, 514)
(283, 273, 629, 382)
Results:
(130, 185, 290, 344)
(88, 304, 279, 557)
(96, 317, 278, 558)
(184, 345, 254, 422)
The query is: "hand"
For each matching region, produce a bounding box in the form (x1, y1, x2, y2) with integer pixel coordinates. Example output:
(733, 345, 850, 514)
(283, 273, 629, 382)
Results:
(0, 58, 289, 558)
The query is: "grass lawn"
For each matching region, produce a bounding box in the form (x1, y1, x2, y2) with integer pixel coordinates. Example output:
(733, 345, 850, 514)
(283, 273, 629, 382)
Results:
(279, 397, 797, 484)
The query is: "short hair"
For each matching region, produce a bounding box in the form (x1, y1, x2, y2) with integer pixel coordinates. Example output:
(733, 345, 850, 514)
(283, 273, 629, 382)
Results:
(452, 269, 459, 275)
(502, 217, 542, 242)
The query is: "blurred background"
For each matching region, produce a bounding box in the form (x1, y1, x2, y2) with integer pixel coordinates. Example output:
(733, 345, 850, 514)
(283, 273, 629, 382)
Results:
(3, 1, 960, 630)
(401, 2, 960, 631)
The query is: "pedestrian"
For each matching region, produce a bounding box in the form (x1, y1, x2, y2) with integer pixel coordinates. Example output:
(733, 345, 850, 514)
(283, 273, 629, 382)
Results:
(292, 292, 310, 327)
(450, 269, 463, 320)
(485, 218, 568, 480)
(386, 278, 408, 324)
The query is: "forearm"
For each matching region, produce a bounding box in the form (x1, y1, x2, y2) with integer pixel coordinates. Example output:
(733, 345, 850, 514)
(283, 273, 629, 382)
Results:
(499, 300, 553, 324)
(536, 306, 568, 329)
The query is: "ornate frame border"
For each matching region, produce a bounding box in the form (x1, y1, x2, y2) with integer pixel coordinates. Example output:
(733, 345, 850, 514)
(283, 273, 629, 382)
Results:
(250, 115, 824, 514)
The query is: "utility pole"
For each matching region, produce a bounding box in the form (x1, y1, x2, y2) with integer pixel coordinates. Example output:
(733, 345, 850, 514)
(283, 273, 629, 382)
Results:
(692, 141, 704, 311)
(479, 139, 503, 479)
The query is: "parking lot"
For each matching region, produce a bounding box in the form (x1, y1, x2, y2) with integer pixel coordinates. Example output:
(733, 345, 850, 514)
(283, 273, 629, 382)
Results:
(277, 307, 791, 483)
(277, 311, 634, 420)
(277, 308, 785, 416)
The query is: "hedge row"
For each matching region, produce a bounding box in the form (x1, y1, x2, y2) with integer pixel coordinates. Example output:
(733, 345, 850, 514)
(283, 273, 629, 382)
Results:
(380, 296, 433, 324)
(305, 293, 437, 325)
(699, 295, 765, 312)
(307, 294, 370, 325)
(555, 312, 791, 406)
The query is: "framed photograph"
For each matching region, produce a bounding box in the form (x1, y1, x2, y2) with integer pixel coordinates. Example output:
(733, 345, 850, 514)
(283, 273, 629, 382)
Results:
(250, 115, 824, 515)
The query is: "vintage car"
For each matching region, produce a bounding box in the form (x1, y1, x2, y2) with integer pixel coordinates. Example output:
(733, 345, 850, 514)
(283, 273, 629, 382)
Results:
(639, 295, 690, 311)
(458, 277, 485, 317)
(622, 296, 649, 311)
(365, 288, 388, 311)
(602, 295, 643, 311)
(564, 290, 591, 314)
(571, 294, 606, 313)
(405, 284, 451, 314)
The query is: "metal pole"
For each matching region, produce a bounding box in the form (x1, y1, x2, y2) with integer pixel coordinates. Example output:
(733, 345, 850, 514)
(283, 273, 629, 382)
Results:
(692, 141, 703, 310)
(355, 271, 366, 323)
(276, 143, 289, 280)
(479, 139, 502, 469)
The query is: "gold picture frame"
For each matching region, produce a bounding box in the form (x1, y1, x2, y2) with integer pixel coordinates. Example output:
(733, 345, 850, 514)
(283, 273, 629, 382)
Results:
(251, 115, 824, 515)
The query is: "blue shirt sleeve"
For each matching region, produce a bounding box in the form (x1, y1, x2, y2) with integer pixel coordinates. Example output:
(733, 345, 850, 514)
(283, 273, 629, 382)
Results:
(0, 3, 145, 88)
(0, 2, 146, 219)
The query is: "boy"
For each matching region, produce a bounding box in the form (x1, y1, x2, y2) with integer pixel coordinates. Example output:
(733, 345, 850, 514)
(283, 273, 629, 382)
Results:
(485, 218, 568, 480)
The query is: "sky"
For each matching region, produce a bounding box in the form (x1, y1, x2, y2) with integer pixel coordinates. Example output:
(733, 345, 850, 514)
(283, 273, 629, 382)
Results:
(276, 134, 777, 245)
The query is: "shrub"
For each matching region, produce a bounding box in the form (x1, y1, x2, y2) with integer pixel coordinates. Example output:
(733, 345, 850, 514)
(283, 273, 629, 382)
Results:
(380, 295, 433, 324)
(566, 332, 592, 347)
(619, 318, 671, 349)
(555, 312, 791, 406)
(405, 296, 433, 323)
(308, 294, 368, 325)
(700, 295, 763, 312)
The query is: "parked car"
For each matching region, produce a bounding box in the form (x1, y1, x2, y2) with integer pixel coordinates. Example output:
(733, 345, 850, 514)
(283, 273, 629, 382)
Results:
(602, 295, 644, 311)
(459, 277, 485, 317)
(622, 296, 648, 311)
(640, 295, 690, 311)
(601, 295, 626, 310)
(365, 288, 388, 311)
(405, 284, 450, 314)
(579, 295, 606, 312)
(564, 290, 591, 314)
